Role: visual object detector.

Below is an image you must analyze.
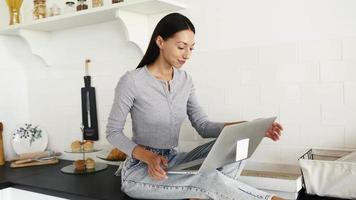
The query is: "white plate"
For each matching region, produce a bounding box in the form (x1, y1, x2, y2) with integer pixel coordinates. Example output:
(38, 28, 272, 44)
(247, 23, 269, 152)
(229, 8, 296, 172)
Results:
(11, 123, 48, 155)
(96, 150, 125, 162)
(96, 150, 112, 161)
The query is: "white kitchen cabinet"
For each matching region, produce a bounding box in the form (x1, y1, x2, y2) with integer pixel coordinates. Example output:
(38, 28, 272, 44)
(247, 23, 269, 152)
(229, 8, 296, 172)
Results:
(0, 187, 68, 200)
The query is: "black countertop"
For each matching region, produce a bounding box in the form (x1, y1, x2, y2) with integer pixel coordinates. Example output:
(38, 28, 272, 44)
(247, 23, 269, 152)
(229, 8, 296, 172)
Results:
(0, 160, 349, 200)
(0, 160, 131, 200)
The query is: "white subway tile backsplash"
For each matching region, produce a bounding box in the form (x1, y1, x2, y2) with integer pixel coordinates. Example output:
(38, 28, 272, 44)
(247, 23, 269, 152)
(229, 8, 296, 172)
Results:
(300, 84, 320, 103)
(321, 60, 356, 82)
(189, 48, 258, 69)
(300, 125, 344, 148)
(319, 84, 344, 104)
(342, 38, 356, 60)
(320, 61, 348, 82)
(300, 83, 343, 104)
(298, 39, 342, 62)
(345, 125, 356, 148)
(241, 64, 276, 85)
(241, 103, 279, 121)
(321, 104, 349, 125)
(96, 89, 115, 108)
(280, 103, 320, 125)
(27, 80, 57, 109)
(205, 67, 241, 89)
(344, 83, 356, 105)
(207, 104, 242, 122)
(258, 43, 297, 64)
(195, 85, 225, 106)
(0, 82, 28, 108)
(91, 60, 126, 78)
(344, 62, 356, 83)
(225, 85, 260, 105)
(345, 105, 356, 125)
(97, 105, 112, 122)
(190, 56, 241, 89)
(26, 68, 50, 81)
(261, 84, 300, 104)
(39, 107, 82, 153)
(231, 48, 259, 65)
(276, 63, 319, 83)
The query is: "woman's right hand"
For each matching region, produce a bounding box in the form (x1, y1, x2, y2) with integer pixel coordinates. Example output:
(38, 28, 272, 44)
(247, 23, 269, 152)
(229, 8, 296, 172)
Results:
(146, 151, 168, 180)
(132, 145, 169, 181)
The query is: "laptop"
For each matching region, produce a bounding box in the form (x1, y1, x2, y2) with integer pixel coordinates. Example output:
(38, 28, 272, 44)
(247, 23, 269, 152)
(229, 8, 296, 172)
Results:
(167, 116, 277, 175)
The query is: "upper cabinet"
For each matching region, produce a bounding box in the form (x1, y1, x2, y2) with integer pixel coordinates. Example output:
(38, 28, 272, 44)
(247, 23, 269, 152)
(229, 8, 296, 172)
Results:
(0, 0, 186, 66)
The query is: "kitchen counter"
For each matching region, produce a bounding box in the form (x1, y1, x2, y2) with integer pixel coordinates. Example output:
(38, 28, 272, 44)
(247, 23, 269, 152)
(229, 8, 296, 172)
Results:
(0, 159, 131, 200)
(0, 160, 349, 200)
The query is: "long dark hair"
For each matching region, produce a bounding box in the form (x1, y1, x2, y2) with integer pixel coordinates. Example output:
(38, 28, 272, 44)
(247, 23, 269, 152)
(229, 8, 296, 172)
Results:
(136, 13, 195, 69)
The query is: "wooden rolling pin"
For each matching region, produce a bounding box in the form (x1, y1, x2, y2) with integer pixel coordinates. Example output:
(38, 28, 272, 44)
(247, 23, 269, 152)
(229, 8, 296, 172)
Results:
(11, 158, 59, 168)
(14, 156, 56, 165)
(9, 150, 62, 161)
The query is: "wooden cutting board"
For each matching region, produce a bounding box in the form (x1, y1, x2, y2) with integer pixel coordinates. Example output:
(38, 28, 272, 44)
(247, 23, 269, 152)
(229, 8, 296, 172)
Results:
(11, 158, 59, 168)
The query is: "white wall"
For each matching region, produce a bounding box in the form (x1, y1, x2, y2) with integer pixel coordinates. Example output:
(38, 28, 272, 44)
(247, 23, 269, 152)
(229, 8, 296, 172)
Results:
(0, 36, 31, 159)
(183, 38, 356, 164)
(180, 0, 356, 49)
(1, 0, 356, 164)
(25, 21, 142, 161)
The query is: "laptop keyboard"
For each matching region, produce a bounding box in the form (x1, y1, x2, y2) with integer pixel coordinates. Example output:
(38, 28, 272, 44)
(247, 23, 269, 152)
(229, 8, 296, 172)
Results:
(184, 164, 202, 170)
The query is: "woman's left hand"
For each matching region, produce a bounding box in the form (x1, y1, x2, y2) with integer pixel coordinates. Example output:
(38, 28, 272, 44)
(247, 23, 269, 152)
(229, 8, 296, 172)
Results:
(265, 122, 283, 141)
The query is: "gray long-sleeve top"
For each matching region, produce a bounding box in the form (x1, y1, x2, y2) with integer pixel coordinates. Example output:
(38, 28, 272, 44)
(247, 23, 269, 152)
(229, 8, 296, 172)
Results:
(106, 66, 225, 156)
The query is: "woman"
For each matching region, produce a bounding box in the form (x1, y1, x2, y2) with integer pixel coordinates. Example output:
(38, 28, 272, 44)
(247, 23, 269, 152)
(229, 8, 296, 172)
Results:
(106, 13, 284, 200)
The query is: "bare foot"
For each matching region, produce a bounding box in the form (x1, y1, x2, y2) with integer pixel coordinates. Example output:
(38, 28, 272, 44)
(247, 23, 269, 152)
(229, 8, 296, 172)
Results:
(272, 196, 285, 200)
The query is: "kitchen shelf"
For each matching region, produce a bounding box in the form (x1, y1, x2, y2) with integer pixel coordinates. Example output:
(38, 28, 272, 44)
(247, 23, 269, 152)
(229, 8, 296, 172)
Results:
(0, 0, 186, 66)
(0, 0, 185, 34)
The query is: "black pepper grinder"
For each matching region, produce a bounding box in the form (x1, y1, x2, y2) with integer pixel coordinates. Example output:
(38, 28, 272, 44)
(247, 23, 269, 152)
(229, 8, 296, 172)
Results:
(81, 59, 99, 141)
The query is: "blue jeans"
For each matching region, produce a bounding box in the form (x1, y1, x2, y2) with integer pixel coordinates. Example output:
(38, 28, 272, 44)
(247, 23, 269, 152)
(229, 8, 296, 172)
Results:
(119, 140, 272, 200)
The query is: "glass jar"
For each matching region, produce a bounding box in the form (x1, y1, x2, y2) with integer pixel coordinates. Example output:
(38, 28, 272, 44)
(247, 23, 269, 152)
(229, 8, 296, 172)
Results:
(64, 1, 76, 14)
(49, 4, 61, 16)
(77, 0, 88, 11)
(112, 0, 124, 4)
(33, 0, 47, 20)
(92, 0, 103, 8)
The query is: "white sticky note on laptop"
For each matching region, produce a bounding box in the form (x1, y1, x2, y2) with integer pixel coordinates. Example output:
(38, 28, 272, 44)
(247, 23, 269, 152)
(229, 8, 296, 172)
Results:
(236, 138, 249, 161)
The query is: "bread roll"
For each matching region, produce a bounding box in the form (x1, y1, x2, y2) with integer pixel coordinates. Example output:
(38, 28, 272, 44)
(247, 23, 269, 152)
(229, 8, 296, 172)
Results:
(83, 140, 94, 152)
(85, 158, 95, 169)
(107, 148, 126, 161)
(74, 160, 86, 171)
(71, 140, 82, 152)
